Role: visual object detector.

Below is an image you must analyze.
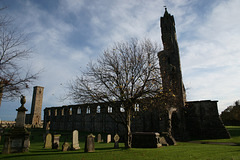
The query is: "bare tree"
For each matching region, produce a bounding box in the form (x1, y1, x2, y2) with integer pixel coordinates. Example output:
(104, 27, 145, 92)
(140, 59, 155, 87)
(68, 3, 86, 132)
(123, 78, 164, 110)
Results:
(0, 10, 38, 106)
(68, 38, 164, 148)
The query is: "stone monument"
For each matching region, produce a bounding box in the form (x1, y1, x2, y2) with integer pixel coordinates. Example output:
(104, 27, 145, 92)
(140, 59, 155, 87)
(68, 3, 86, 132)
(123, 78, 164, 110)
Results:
(107, 134, 111, 143)
(97, 134, 102, 143)
(52, 134, 61, 149)
(2, 95, 31, 154)
(44, 133, 52, 148)
(114, 134, 120, 149)
(84, 134, 95, 152)
(72, 130, 80, 150)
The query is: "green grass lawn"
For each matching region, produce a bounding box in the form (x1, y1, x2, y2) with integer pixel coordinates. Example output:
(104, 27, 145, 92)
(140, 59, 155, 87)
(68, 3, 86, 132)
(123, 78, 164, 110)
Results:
(0, 127, 240, 160)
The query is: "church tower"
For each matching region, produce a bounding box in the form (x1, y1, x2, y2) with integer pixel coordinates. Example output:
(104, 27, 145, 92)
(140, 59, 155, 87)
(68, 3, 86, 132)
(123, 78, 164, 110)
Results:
(158, 8, 186, 108)
(30, 86, 44, 125)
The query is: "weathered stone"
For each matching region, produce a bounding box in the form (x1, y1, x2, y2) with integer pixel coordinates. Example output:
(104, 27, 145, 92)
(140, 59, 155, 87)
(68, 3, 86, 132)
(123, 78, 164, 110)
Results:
(72, 130, 80, 150)
(62, 142, 71, 151)
(25, 86, 44, 126)
(44, 133, 52, 148)
(132, 132, 162, 148)
(107, 134, 111, 143)
(84, 134, 95, 152)
(52, 134, 61, 149)
(114, 134, 120, 148)
(97, 134, 101, 143)
(2, 96, 30, 154)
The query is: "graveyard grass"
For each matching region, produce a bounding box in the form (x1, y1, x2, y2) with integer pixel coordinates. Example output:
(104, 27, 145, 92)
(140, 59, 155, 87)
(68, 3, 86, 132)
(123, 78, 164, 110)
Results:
(0, 126, 240, 160)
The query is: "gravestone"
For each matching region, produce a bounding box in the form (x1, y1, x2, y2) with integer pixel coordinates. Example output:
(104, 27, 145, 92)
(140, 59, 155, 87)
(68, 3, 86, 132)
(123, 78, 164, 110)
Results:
(84, 134, 95, 152)
(72, 130, 80, 150)
(97, 134, 102, 143)
(107, 134, 111, 143)
(44, 133, 52, 148)
(114, 134, 120, 149)
(62, 142, 71, 151)
(52, 134, 61, 149)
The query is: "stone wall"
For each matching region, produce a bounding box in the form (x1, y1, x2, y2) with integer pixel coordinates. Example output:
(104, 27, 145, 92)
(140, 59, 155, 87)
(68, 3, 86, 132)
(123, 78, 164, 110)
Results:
(185, 100, 230, 140)
(44, 99, 230, 141)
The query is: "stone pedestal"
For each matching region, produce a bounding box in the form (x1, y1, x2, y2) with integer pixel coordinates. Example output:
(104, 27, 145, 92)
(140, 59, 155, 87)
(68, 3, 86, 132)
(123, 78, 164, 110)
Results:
(2, 96, 31, 154)
(52, 134, 61, 149)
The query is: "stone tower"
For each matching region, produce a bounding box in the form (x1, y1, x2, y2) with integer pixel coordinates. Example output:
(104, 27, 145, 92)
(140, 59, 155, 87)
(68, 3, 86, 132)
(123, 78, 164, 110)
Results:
(158, 8, 186, 108)
(30, 86, 44, 125)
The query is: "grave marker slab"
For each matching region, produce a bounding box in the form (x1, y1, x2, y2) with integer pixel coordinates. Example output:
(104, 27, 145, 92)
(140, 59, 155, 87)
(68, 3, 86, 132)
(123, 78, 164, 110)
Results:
(107, 134, 111, 143)
(44, 133, 52, 148)
(84, 134, 95, 152)
(72, 130, 80, 150)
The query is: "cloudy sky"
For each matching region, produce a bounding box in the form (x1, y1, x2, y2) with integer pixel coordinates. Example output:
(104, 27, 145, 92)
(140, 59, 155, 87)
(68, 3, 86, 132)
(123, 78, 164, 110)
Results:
(0, 0, 239, 121)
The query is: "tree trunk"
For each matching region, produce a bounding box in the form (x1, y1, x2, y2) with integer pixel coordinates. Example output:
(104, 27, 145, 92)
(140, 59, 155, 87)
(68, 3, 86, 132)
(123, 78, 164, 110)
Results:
(0, 81, 3, 107)
(125, 108, 132, 148)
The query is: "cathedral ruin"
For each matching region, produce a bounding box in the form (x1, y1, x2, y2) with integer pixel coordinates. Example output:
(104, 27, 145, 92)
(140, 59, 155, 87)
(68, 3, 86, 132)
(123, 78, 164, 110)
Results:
(42, 9, 230, 141)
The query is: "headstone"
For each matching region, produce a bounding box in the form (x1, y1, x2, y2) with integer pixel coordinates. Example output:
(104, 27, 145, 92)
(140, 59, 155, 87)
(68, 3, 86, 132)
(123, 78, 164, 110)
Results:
(114, 134, 120, 149)
(62, 142, 71, 151)
(44, 133, 52, 148)
(72, 130, 80, 150)
(107, 134, 111, 143)
(84, 134, 95, 152)
(52, 134, 61, 149)
(97, 134, 102, 143)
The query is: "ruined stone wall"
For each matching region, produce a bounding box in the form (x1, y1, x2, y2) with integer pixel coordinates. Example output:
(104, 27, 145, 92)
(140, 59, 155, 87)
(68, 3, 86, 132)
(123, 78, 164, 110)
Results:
(185, 100, 230, 140)
(43, 101, 169, 136)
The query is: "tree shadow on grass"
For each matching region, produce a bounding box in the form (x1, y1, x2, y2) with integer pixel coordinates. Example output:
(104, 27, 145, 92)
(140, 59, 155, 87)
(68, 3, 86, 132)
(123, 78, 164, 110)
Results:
(0, 147, 128, 159)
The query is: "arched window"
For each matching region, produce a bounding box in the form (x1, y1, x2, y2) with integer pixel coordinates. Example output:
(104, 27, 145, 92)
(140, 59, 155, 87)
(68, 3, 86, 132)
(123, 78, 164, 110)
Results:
(108, 106, 112, 113)
(69, 107, 72, 115)
(135, 104, 140, 112)
(55, 109, 57, 116)
(120, 104, 125, 112)
(77, 107, 81, 114)
(86, 106, 90, 114)
(62, 108, 64, 116)
(48, 110, 51, 116)
(96, 106, 101, 113)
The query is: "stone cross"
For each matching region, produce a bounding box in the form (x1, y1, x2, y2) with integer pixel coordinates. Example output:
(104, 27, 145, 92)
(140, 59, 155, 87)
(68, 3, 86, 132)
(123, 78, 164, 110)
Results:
(72, 130, 80, 150)
(114, 134, 120, 148)
(107, 134, 111, 143)
(44, 133, 52, 148)
(84, 134, 95, 152)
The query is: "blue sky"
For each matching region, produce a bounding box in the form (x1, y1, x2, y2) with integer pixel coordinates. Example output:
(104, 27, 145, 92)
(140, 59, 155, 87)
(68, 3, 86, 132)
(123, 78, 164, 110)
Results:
(0, 0, 240, 121)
